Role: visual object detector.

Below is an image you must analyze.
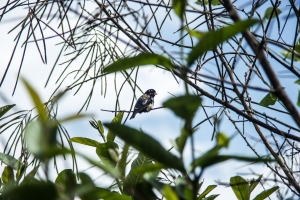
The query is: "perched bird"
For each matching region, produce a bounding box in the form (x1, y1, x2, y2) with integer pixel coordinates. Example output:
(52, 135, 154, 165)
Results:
(130, 89, 157, 119)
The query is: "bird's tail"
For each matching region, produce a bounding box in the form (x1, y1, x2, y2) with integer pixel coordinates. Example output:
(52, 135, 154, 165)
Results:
(130, 111, 137, 119)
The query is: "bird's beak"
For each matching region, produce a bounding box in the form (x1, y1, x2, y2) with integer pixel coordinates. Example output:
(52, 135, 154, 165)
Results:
(155, 92, 157, 95)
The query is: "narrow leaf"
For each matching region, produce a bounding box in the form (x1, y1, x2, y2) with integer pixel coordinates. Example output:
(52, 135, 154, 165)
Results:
(187, 19, 259, 66)
(163, 185, 179, 200)
(103, 54, 174, 74)
(249, 175, 262, 193)
(198, 185, 217, 199)
(70, 137, 100, 147)
(253, 186, 279, 200)
(172, 0, 187, 19)
(0, 104, 15, 119)
(22, 78, 47, 123)
(2, 166, 15, 186)
(96, 141, 119, 167)
(104, 123, 184, 171)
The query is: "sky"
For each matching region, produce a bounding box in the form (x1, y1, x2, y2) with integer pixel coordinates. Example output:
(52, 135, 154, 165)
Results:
(1, 0, 299, 199)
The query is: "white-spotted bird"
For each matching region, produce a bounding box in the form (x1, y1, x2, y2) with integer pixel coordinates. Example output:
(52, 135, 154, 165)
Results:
(130, 89, 157, 119)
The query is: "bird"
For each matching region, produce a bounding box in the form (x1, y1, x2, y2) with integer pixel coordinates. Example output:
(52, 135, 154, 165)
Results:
(130, 89, 157, 119)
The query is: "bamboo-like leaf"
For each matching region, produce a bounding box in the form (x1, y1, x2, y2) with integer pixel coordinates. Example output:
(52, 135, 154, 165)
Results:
(230, 176, 250, 200)
(22, 78, 47, 123)
(0, 104, 15, 119)
(70, 137, 100, 147)
(253, 186, 279, 200)
(104, 123, 184, 171)
(103, 54, 174, 74)
(172, 0, 187, 20)
(187, 19, 259, 66)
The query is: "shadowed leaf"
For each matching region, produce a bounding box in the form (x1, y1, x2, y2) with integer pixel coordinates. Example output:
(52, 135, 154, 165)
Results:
(104, 123, 184, 171)
(107, 112, 124, 142)
(70, 137, 100, 147)
(259, 92, 277, 107)
(187, 19, 259, 66)
(230, 176, 250, 200)
(103, 54, 174, 74)
(0, 153, 24, 171)
(0, 104, 15, 119)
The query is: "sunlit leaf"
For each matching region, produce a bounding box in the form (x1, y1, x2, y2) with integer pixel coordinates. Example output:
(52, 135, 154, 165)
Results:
(216, 132, 229, 148)
(195, 0, 220, 6)
(104, 123, 184, 171)
(295, 79, 300, 84)
(259, 92, 277, 107)
(172, 0, 187, 19)
(163, 95, 202, 121)
(202, 194, 219, 200)
(163, 184, 179, 200)
(107, 112, 124, 142)
(264, 7, 282, 19)
(0, 104, 15, 119)
(70, 137, 100, 147)
(2, 166, 15, 186)
(0, 152, 24, 171)
(253, 186, 279, 200)
(281, 50, 300, 62)
(22, 78, 47, 123)
(230, 176, 250, 200)
(198, 185, 217, 199)
(103, 54, 174, 74)
(187, 19, 259, 66)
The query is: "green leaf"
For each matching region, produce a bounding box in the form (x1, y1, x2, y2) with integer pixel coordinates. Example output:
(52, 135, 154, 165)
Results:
(163, 184, 179, 200)
(103, 54, 174, 74)
(195, 0, 220, 6)
(216, 132, 229, 148)
(187, 19, 259, 66)
(89, 118, 106, 141)
(175, 126, 189, 154)
(230, 176, 250, 200)
(21, 165, 40, 185)
(2, 166, 15, 186)
(104, 123, 184, 171)
(202, 194, 219, 200)
(55, 169, 77, 200)
(298, 91, 300, 107)
(249, 175, 262, 193)
(172, 0, 187, 19)
(25, 120, 58, 160)
(0, 104, 15, 119)
(198, 185, 217, 199)
(175, 176, 193, 200)
(97, 187, 132, 200)
(76, 173, 98, 200)
(96, 141, 119, 167)
(70, 137, 100, 147)
(107, 112, 124, 141)
(119, 144, 129, 177)
(295, 79, 300, 84)
(22, 78, 48, 123)
(0, 152, 24, 171)
(263, 7, 282, 19)
(126, 153, 153, 185)
(280, 50, 300, 62)
(163, 95, 202, 121)
(253, 186, 279, 200)
(259, 92, 277, 107)
(2, 181, 58, 200)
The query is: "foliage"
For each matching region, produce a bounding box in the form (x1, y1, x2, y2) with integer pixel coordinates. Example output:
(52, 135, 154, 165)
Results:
(1, 0, 300, 199)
